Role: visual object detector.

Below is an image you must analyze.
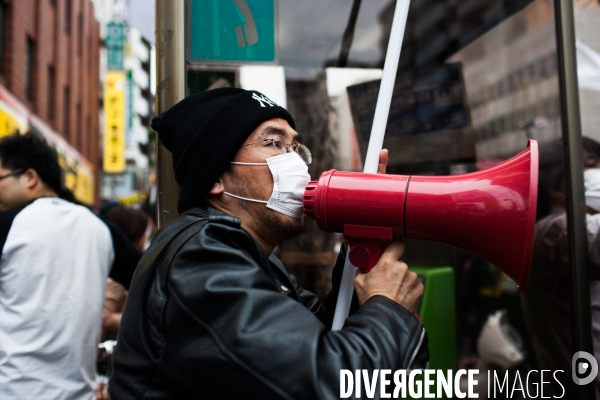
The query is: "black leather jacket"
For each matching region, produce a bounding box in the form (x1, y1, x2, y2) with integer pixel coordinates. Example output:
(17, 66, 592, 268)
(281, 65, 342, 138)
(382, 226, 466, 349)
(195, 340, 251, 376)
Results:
(109, 206, 428, 399)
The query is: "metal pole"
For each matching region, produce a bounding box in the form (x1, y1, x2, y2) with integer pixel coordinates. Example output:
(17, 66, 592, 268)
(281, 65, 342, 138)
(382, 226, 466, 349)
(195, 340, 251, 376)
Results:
(155, 0, 185, 227)
(337, 0, 362, 68)
(553, 1, 594, 398)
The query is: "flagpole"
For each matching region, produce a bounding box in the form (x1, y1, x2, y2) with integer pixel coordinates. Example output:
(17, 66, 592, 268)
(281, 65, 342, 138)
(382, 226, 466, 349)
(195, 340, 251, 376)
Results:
(331, 0, 411, 331)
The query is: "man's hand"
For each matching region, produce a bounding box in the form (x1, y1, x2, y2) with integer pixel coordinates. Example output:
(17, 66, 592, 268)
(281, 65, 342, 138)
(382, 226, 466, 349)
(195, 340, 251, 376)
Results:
(377, 149, 388, 174)
(353, 241, 423, 312)
(94, 382, 108, 400)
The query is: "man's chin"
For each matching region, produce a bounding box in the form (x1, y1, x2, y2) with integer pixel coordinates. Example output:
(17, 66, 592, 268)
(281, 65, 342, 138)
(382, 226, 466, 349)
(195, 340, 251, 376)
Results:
(264, 209, 305, 241)
(277, 215, 305, 240)
(287, 216, 305, 237)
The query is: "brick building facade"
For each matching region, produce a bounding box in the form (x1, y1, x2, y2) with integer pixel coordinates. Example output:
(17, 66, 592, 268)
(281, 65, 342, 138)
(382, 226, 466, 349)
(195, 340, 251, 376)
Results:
(0, 0, 100, 204)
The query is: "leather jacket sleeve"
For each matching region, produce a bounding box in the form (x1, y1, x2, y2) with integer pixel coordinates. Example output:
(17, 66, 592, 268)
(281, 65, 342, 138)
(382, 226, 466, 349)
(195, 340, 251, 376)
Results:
(159, 215, 426, 399)
(269, 246, 360, 330)
(268, 253, 337, 327)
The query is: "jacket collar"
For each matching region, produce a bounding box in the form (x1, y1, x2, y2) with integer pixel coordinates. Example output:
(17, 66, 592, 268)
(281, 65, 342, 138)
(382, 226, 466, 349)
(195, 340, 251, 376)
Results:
(181, 206, 209, 218)
(182, 204, 243, 227)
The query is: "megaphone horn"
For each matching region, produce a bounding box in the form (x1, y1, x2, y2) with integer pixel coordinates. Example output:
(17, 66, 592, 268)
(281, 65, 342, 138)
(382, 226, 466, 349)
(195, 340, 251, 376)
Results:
(303, 140, 538, 292)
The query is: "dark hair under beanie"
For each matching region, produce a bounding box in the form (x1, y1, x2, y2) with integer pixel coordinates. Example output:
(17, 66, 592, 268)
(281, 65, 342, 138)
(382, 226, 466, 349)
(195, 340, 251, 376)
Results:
(151, 88, 295, 213)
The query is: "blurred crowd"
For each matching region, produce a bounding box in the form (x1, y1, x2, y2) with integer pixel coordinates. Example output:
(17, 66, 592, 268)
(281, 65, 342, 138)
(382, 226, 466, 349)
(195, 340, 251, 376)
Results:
(93, 200, 156, 399)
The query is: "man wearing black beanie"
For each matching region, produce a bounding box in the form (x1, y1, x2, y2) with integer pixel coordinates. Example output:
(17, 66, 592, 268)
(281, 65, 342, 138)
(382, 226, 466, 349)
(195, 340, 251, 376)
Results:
(110, 88, 428, 399)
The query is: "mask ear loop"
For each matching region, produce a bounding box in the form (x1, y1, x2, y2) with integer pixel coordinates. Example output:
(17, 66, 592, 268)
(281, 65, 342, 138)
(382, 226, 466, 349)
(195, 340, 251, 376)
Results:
(230, 162, 268, 166)
(223, 192, 268, 204)
(225, 161, 270, 203)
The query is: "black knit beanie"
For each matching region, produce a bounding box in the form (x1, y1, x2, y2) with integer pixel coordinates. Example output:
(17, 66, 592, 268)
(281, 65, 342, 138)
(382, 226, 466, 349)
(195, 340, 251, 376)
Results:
(151, 88, 296, 213)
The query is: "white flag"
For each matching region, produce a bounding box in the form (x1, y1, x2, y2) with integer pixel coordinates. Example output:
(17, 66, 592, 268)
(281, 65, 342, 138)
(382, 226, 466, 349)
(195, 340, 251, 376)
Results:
(577, 39, 600, 93)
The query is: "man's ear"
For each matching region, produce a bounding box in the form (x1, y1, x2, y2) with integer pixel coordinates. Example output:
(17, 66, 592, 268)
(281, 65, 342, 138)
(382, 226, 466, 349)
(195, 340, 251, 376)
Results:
(208, 178, 225, 195)
(22, 168, 40, 190)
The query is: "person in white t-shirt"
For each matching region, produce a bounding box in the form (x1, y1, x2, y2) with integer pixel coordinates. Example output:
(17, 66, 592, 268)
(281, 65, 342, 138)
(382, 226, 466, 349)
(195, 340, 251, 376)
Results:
(0, 132, 140, 400)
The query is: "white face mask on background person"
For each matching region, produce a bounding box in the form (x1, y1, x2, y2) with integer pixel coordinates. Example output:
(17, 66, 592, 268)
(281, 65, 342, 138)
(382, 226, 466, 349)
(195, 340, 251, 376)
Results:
(224, 152, 311, 219)
(587, 213, 600, 246)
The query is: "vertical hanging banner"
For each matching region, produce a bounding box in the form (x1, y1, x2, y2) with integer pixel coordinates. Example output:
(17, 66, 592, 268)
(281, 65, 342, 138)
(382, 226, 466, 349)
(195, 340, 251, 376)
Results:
(125, 69, 134, 146)
(103, 71, 126, 173)
(107, 22, 125, 70)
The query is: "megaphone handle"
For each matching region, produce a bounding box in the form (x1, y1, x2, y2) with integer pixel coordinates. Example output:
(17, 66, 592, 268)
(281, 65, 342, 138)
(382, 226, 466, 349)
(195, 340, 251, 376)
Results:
(349, 239, 424, 323)
(330, 240, 389, 331)
(347, 240, 389, 273)
(330, 240, 422, 331)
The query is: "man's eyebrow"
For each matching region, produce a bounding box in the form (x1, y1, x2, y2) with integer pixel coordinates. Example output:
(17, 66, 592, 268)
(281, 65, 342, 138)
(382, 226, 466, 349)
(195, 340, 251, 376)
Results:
(260, 126, 287, 137)
(260, 126, 302, 142)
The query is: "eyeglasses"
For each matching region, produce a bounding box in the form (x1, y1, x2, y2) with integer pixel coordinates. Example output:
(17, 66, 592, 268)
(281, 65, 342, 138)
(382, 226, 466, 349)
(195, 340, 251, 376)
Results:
(0, 169, 24, 181)
(241, 138, 312, 165)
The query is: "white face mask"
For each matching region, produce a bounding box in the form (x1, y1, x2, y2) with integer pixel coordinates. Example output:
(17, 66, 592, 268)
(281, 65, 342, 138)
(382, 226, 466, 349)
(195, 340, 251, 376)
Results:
(224, 152, 311, 218)
(587, 213, 600, 245)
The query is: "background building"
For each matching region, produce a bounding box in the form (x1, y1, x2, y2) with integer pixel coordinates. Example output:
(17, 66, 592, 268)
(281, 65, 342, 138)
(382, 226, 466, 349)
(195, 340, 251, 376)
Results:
(376, 0, 600, 162)
(92, 0, 154, 206)
(0, 0, 100, 205)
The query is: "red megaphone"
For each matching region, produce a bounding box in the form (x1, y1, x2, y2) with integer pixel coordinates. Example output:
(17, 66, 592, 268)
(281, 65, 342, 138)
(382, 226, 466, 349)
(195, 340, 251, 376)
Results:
(303, 140, 538, 292)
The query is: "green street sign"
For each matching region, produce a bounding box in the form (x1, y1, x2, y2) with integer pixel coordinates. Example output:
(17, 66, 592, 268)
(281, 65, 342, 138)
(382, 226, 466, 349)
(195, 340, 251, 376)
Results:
(188, 0, 276, 64)
(106, 22, 125, 70)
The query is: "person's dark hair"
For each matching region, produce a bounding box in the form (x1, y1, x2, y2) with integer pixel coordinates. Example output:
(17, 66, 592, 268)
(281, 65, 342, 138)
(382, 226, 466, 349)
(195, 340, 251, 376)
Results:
(103, 205, 148, 244)
(57, 187, 90, 209)
(98, 200, 121, 219)
(0, 132, 63, 194)
(583, 136, 600, 159)
(537, 139, 565, 220)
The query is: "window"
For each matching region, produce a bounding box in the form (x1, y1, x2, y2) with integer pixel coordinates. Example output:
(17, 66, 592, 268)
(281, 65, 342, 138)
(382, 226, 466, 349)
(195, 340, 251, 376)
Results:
(77, 14, 82, 56)
(65, 0, 71, 33)
(76, 102, 81, 149)
(26, 37, 35, 101)
(87, 36, 91, 70)
(47, 66, 55, 119)
(86, 115, 91, 157)
(63, 86, 70, 137)
(0, 0, 7, 75)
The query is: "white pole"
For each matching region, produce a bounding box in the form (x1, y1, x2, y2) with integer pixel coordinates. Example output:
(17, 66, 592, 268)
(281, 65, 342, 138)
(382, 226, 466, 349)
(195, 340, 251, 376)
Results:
(331, 0, 411, 331)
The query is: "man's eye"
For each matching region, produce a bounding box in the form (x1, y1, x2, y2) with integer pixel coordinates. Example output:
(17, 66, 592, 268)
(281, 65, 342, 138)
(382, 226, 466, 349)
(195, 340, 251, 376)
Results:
(272, 139, 285, 150)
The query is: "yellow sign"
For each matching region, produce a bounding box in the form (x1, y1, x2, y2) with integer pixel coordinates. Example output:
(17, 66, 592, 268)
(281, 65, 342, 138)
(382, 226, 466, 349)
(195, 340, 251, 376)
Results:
(58, 154, 95, 205)
(103, 71, 126, 173)
(116, 193, 142, 206)
(0, 87, 96, 205)
(0, 105, 28, 138)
